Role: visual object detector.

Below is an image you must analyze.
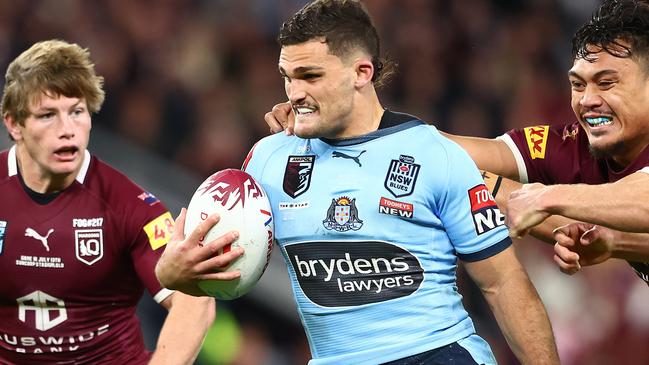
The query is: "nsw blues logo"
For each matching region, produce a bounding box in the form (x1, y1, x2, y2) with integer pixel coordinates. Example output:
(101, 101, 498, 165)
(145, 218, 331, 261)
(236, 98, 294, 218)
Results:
(384, 155, 420, 198)
(283, 155, 315, 198)
(323, 196, 363, 232)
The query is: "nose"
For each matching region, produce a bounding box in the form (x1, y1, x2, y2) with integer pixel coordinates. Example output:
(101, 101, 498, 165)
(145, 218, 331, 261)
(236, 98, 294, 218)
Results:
(579, 84, 604, 109)
(58, 114, 76, 139)
(286, 80, 307, 104)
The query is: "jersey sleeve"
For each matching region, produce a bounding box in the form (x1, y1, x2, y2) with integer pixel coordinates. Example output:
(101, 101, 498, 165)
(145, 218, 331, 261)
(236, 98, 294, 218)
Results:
(122, 190, 175, 303)
(498, 123, 582, 184)
(433, 134, 511, 262)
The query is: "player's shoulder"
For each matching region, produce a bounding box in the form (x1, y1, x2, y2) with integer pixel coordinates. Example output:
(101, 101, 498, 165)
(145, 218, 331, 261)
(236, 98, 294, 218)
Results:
(83, 154, 167, 211)
(243, 133, 301, 170)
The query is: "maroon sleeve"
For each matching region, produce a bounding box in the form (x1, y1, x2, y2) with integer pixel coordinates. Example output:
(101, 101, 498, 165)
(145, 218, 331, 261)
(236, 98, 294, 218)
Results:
(93, 159, 174, 300)
(503, 123, 592, 184)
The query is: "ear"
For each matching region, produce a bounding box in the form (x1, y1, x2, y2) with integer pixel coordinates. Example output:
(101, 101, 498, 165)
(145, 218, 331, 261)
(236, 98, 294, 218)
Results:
(4, 115, 23, 141)
(354, 59, 374, 88)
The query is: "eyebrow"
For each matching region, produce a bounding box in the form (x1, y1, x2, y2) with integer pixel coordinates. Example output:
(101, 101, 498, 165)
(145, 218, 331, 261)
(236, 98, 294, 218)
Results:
(278, 65, 325, 75)
(568, 69, 619, 80)
(32, 100, 84, 113)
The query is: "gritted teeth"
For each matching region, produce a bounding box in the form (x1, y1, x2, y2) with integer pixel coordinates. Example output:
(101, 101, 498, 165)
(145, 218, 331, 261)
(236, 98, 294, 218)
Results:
(294, 106, 317, 115)
(585, 116, 613, 127)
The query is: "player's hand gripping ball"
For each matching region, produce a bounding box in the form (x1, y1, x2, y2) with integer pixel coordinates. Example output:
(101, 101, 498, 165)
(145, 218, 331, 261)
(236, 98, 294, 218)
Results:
(184, 169, 274, 300)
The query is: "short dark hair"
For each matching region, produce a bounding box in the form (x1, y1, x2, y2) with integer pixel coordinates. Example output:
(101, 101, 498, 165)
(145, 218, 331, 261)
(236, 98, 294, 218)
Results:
(572, 0, 649, 68)
(278, 0, 395, 87)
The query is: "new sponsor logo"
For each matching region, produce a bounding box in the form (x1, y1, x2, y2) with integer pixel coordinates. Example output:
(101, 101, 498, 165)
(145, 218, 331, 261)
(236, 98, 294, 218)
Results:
(378, 197, 414, 219)
(285, 240, 424, 307)
(523, 125, 549, 159)
(322, 197, 363, 231)
(0, 220, 7, 255)
(384, 155, 420, 198)
(283, 155, 315, 198)
(468, 185, 505, 235)
(74, 229, 104, 265)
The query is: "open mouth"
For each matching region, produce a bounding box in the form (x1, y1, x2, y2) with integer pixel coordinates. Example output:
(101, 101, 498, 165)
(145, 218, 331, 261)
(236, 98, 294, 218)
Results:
(584, 116, 613, 127)
(54, 146, 79, 159)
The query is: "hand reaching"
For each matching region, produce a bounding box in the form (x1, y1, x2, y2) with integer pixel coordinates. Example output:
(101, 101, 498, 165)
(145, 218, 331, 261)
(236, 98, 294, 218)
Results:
(552, 222, 615, 275)
(264, 101, 294, 135)
(506, 183, 551, 238)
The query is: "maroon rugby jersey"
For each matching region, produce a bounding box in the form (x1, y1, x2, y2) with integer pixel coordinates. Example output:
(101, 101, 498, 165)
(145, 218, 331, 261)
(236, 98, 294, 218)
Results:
(0, 147, 174, 364)
(501, 122, 649, 284)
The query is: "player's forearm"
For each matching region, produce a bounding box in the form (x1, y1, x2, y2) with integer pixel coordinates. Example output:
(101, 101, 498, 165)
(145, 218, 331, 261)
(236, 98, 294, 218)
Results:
(611, 231, 649, 262)
(484, 269, 559, 364)
(540, 175, 649, 233)
(483, 171, 572, 243)
(150, 293, 215, 365)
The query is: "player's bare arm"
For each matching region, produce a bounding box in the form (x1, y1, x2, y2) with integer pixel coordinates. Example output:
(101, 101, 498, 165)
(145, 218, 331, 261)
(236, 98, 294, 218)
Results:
(463, 246, 560, 364)
(149, 292, 215, 365)
(155, 208, 243, 296)
(481, 171, 575, 243)
(508, 171, 649, 235)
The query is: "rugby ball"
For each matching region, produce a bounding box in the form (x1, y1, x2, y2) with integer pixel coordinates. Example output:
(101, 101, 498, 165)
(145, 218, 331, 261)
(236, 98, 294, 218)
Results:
(184, 169, 274, 300)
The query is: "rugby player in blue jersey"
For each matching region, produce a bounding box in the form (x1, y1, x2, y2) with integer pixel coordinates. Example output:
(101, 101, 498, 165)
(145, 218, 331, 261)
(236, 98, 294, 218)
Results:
(156, 1, 559, 364)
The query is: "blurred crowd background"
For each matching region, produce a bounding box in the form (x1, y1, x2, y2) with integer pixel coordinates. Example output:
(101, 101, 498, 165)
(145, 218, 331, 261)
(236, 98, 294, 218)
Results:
(2, 0, 649, 364)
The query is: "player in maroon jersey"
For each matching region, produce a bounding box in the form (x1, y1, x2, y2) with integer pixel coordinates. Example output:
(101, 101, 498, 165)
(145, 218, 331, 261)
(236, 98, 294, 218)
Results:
(0, 40, 239, 364)
(264, 0, 649, 282)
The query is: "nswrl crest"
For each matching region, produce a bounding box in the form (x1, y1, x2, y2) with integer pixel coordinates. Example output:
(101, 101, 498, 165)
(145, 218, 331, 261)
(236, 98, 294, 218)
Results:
(323, 196, 363, 232)
(384, 155, 420, 198)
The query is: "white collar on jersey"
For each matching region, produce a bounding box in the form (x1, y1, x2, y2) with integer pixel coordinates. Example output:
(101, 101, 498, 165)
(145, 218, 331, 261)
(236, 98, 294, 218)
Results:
(8, 145, 91, 184)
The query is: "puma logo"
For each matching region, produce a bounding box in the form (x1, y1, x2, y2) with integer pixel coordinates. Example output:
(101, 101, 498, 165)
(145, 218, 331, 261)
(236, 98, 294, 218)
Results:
(332, 150, 366, 167)
(25, 228, 54, 252)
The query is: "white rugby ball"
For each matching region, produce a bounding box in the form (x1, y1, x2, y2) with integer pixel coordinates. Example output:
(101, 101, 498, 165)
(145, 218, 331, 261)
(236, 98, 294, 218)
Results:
(184, 169, 274, 300)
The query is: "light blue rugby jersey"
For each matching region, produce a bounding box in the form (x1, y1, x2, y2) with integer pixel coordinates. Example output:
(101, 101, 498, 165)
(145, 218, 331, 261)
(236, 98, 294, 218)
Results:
(244, 111, 510, 365)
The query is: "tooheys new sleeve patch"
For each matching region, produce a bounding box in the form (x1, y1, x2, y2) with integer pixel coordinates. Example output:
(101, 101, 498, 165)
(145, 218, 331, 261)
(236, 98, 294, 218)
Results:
(467, 184, 505, 235)
(143, 212, 174, 249)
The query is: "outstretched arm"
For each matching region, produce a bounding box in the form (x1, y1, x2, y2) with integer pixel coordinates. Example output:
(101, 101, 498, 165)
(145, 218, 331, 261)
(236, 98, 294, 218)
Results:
(464, 246, 560, 364)
(507, 171, 649, 235)
(149, 292, 215, 365)
(481, 171, 574, 243)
